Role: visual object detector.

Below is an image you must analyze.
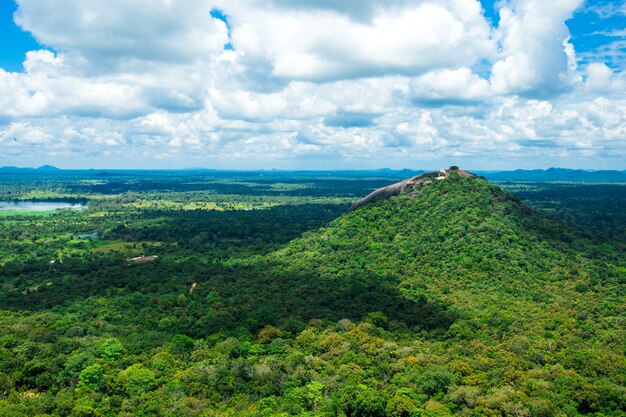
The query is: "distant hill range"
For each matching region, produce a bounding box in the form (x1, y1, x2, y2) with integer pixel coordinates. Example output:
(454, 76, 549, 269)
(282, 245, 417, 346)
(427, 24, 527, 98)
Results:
(0, 165, 61, 172)
(478, 167, 626, 182)
(1, 165, 625, 182)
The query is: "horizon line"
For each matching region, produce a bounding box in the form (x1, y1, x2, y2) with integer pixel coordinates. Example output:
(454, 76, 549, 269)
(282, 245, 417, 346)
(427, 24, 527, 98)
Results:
(1, 166, 625, 173)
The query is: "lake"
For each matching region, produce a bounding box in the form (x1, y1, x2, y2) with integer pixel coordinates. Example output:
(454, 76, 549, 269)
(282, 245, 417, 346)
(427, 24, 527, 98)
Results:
(0, 201, 86, 212)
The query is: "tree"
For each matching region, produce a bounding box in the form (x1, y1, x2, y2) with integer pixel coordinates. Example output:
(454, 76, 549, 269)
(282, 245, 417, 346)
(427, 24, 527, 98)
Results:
(258, 326, 282, 344)
(421, 366, 454, 397)
(96, 338, 125, 361)
(78, 364, 104, 391)
(120, 365, 156, 396)
(340, 384, 388, 417)
(171, 334, 195, 356)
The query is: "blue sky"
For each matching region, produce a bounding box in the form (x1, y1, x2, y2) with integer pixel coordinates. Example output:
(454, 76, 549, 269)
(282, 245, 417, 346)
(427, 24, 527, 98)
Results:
(566, 0, 626, 69)
(0, 0, 40, 71)
(0, 0, 624, 169)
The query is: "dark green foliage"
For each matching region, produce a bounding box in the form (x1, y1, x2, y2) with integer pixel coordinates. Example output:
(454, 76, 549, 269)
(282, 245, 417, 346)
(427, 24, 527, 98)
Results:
(170, 334, 195, 355)
(421, 366, 454, 396)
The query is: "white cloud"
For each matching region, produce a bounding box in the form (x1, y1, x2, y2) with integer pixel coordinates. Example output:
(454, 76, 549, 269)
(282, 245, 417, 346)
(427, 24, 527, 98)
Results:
(583, 1, 626, 18)
(0, 0, 624, 169)
(224, 0, 494, 81)
(490, 0, 583, 95)
(583, 62, 626, 93)
(208, 82, 338, 122)
(0, 122, 53, 145)
(585, 62, 613, 91)
(410, 67, 491, 103)
(22, 49, 62, 73)
(0, 51, 149, 119)
(14, 0, 229, 68)
(586, 97, 626, 131)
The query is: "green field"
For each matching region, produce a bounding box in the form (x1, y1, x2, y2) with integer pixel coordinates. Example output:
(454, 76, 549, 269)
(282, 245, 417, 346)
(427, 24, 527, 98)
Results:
(0, 209, 56, 216)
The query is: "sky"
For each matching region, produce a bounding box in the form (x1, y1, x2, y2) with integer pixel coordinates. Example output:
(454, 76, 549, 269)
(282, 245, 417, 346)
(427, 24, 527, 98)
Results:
(0, 0, 624, 170)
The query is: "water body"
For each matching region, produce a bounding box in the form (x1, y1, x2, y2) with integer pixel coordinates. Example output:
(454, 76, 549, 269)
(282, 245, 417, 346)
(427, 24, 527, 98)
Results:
(0, 201, 86, 212)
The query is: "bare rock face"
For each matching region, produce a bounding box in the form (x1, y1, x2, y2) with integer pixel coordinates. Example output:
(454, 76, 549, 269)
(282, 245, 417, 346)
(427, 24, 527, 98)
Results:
(350, 167, 477, 211)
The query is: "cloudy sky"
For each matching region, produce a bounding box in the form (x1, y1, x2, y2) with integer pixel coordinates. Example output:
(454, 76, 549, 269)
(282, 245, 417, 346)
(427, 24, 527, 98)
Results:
(0, 0, 624, 169)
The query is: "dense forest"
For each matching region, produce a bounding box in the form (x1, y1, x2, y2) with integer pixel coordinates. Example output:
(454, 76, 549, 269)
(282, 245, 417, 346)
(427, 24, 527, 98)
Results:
(0, 169, 624, 416)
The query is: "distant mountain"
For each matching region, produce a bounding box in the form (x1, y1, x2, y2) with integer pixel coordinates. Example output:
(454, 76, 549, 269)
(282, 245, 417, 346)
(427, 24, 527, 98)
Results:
(481, 167, 626, 182)
(0, 166, 33, 172)
(36, 164, 60, 171)
(0, 165, 60, 172)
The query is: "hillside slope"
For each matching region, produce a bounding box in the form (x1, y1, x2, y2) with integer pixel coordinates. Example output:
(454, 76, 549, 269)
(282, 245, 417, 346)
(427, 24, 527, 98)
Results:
(246, 171, 625, 414)
(273, 171, 619, 322)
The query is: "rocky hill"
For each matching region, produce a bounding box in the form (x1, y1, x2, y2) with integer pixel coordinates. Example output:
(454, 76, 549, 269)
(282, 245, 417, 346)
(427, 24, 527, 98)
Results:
(350, 167, 477, 210)
(250, 170, 625, 414)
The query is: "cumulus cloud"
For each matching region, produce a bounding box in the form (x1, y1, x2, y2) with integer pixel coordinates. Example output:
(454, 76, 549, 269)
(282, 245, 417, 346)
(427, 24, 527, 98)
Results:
(0, 0, 624, 169)
(0, 51, 149, 119)
(410, 67, 491, 104)
(223, 0, 494, 81)
(490, 0, 583, 95)
(583, 62, 626, 92)
(0, 0, 231, 120)
(14, 0, 229, 68)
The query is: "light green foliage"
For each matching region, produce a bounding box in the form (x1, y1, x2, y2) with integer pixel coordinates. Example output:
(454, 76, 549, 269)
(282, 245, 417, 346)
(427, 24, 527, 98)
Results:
(77, 364, 104, 391)
(95, 338, 125, 361)
(341, 384, 388, 417)
(386, 392, 419, 417)
(120, 365, 156, 396)
(285, 381, 325, 413)
(70, 405, 104, 417)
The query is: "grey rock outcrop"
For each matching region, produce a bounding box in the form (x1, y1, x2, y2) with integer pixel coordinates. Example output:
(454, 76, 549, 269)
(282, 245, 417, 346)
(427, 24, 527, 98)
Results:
(350, 167, 476, 211)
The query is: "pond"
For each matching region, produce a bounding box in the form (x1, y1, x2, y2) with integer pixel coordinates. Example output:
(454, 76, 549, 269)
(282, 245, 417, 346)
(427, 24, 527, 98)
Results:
(0, 201, 86, 212)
